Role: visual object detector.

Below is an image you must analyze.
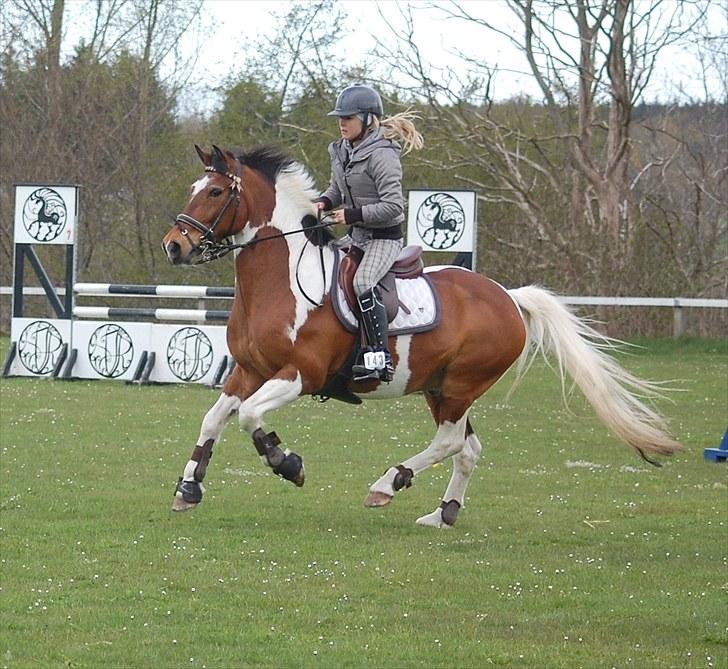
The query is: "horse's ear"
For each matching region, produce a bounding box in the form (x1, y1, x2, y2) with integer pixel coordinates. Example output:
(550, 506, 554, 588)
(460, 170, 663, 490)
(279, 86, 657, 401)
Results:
(194, 144, 211, 166)
(210, 145, 229, 173)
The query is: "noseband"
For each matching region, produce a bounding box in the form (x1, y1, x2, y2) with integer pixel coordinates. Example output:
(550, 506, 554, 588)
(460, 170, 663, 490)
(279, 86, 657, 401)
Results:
(174, 165, 243, 263)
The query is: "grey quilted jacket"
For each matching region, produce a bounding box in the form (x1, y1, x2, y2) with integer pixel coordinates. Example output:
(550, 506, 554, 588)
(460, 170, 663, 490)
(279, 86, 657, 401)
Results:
(320, 127, 405, 241)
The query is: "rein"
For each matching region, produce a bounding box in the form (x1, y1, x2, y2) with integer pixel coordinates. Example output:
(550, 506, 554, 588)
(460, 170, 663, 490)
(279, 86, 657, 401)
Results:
(199, 217, 339, 265)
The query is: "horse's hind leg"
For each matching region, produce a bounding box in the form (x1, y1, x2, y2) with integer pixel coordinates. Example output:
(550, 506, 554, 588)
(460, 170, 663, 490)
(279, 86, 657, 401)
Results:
(172, 382, 242, 512)
(416, 419, 483, 528)
(364, 395, 470, 510)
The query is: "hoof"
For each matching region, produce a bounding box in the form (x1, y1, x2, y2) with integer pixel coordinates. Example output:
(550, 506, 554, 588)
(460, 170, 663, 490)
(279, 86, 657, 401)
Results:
(415, 509, 451, 528)
(273, 451, 305, 487)
(363, 491, 393, 508)
(172, 478, 202, 512)
(172, 495, 199, 512)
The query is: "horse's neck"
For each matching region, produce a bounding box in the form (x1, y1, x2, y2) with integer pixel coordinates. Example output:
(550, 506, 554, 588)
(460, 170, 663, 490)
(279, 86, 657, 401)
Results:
(233, 223, 335, 338)
(232, 166, 335, 336)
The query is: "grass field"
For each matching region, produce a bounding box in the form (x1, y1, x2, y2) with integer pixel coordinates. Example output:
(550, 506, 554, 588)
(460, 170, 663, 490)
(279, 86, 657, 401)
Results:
(1, 338, 726, 669)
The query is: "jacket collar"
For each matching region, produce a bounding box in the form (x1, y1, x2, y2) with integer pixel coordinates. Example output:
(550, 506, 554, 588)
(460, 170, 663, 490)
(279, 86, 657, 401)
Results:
(334, 127, 399, 164)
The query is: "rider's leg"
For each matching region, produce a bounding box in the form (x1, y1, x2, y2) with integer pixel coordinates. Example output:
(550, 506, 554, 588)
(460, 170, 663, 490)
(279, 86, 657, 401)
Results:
(351, 238, 401, 382)
(352, 286, 393, 381)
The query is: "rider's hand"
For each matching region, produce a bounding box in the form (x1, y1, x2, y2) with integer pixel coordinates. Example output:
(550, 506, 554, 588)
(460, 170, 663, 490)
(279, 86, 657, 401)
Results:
(314, 197, 333, 212)
(332, 209, 347, 224)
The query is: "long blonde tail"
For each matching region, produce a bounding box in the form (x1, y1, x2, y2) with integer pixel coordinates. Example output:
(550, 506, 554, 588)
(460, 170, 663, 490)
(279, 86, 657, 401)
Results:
(508, 286, 682, 464)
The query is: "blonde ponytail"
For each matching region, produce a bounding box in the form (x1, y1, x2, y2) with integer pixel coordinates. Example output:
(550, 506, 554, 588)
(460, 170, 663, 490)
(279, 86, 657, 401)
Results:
(372, 110, 424, 155)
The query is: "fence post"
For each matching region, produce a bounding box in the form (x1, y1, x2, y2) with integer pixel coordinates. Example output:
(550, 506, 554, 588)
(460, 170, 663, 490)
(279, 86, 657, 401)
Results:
(673, 299, 685, 339)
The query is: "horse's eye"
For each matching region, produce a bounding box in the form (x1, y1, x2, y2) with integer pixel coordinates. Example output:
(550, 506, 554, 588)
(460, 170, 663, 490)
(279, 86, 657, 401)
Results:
(210, 188, 223, 197)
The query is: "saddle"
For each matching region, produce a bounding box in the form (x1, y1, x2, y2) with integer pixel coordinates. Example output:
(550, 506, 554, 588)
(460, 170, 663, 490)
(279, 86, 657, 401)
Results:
(338, 245, 424, 320)
(315, 244, 440, 405)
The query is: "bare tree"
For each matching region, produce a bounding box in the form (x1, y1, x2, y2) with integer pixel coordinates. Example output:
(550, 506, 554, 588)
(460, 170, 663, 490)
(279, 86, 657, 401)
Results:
(1, 0, 203, 282)
(241, 0, 344, 112)
(371, 1, 718, 295)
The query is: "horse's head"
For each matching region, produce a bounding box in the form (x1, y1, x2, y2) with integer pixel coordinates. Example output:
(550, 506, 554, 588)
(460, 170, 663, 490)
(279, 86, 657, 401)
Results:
(163, 145, 267, 265)
(164, 144, 330, 265)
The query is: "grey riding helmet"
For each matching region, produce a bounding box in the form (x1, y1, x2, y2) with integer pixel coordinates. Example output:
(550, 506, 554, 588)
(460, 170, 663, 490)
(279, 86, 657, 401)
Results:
(328, 85, 384, 118)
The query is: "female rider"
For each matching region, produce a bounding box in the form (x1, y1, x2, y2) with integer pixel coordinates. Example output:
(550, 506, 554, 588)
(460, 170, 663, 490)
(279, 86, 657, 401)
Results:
(315, 84, 423, 382)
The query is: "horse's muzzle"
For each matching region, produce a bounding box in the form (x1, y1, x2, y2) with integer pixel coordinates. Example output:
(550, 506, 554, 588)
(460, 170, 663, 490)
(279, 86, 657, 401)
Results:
(163, 237, 200, 265)
(164, 240, 183, 264)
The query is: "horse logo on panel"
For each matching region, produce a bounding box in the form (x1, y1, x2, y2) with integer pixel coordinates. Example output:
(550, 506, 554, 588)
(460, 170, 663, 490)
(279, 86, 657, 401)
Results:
(17, 320, 65, 374)
(88, 324, 134, 378)
(167, 327, 213, 382)
(415, 193, 465, 250)
(22, 187, 67, 242)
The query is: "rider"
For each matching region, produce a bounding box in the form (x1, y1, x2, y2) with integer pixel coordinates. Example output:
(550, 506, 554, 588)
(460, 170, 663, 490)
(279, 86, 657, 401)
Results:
(315, 84, 423, 382)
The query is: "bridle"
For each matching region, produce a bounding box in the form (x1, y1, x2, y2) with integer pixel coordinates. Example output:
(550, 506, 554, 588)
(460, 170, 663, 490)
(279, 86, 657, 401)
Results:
(173, 161, 338, 272)
(174, 164, 243, 263)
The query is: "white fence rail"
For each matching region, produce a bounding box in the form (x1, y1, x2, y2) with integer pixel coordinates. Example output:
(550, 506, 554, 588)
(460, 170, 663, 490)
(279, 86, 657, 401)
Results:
(2, 286, 726, 339)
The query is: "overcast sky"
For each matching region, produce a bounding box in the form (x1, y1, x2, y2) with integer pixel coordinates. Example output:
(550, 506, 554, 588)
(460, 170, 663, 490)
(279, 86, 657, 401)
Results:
(61, 0, 724, 115)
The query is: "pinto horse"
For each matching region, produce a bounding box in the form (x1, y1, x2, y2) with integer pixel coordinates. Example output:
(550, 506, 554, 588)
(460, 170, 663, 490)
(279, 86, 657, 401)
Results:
(161, 145, 681, 528)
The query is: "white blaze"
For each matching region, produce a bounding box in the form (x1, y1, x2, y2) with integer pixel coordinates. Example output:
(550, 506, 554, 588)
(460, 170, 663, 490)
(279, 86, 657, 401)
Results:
(190, 175, 211, 200)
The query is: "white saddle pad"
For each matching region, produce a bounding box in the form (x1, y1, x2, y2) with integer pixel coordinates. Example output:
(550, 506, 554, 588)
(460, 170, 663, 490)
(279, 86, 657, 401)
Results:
(331, 272, 441, 336)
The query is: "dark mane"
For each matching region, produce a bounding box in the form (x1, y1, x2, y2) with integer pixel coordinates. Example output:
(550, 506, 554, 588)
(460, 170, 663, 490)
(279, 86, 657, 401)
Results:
(234, 146, 295, 185)
(233, 145, 335, 248)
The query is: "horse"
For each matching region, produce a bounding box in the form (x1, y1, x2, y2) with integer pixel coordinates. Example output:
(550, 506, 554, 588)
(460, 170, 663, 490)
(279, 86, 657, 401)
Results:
(161, 144, 682, 528)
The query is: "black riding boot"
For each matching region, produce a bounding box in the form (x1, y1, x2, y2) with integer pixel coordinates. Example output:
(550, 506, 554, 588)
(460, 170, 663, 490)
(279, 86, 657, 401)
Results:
(352, 287, 394, 382)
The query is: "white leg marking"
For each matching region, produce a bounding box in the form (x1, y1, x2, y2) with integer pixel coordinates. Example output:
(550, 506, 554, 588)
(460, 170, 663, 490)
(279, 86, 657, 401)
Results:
(402, 415, 469, 473)
(368, 414, 469, 496)
(416, 432, 483, 528)
(238, 374, 303, 434)
(182, 393, 241, 481)
(368, 467, 401, 497)
(442, 432, 483, 503)
(199, 393, 242, 442)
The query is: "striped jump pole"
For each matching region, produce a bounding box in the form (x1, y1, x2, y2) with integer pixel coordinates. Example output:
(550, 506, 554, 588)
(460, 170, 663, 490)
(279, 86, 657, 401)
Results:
(72, 306, 230, 322)
(73, 283, 234, 298)
(67, 282, 235, 386)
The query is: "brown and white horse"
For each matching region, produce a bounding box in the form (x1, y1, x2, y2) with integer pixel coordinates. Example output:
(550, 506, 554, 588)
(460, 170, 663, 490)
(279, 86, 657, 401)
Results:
(161, 145, 681, 528)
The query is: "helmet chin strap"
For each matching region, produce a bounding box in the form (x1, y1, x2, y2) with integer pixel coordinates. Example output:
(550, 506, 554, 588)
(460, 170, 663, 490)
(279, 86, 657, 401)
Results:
(353, 112, 370, 143)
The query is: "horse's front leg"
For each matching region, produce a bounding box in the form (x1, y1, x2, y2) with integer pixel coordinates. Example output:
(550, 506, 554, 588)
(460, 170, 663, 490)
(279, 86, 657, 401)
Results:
(238, 367, 305, 487)
(172, 390, 242, 512)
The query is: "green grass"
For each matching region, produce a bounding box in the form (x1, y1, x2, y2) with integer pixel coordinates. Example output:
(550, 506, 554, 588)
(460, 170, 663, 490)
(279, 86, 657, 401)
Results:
(1, 339, 726, 669)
